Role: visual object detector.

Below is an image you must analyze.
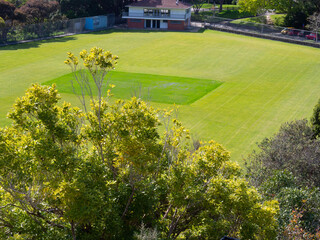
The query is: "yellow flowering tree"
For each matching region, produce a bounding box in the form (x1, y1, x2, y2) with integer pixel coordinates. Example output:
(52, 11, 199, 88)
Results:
(65, 47, 118, 163)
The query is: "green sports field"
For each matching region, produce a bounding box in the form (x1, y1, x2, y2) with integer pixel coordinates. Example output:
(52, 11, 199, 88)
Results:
(1, 29, 320, 162)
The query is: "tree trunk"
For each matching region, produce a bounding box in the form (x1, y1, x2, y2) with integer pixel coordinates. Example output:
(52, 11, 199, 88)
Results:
(219, 0, 224, 12)
(71, 221, 76, 240)
(122, 186, 135, 219)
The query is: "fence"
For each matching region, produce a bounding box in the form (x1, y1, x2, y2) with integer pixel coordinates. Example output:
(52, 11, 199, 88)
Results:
(191, 16, 320, 48)
(193, 6, 238, 14)
(0, 14, 115, 44)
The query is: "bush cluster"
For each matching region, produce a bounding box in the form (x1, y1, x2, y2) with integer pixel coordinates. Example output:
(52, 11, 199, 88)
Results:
(245, 99, 320, 237)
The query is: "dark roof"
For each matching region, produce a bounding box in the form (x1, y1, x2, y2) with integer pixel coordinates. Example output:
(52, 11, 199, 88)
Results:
(127, 0, 192, 9)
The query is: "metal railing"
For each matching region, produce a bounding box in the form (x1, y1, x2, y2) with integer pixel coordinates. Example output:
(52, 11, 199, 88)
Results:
(191, 16, 320, 47)
(122, 12, 186, 19)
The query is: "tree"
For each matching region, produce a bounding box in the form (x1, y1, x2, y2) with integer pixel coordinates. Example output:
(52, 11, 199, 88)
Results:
(256, 170, 320, 236)
(245, 109, 320, 237)
(0, 17, 4, 28)
(60, 0, 115, 19)
(60, 0, 92, 18)
(191, 0, 206, 14)
(311, 97, 320, 138)
(246, 119, 320, 188)
(238, 0, 319, 28)
(59, 0, 132, 18)
(237, 0, 266, 15)
(65, 47, 119, 165)
(0, 0, 16, 21)
(6, 0, 27, 7)
(283, 210, 320, 240)
(18, 0, 61, 24)
(0, 0, 23, 42)
(0, 48, 279, 239)
(218, 0, 224, 12)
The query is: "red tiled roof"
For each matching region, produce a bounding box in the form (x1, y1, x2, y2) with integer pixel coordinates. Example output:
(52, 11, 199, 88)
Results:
(127, 0, 191, 9)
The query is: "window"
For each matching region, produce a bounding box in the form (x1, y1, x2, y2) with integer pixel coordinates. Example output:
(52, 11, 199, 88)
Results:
(154, 9, 160, 16)
(163, 20, 168, 23)
(144, 8, 153, 16)
(160, 9, 170, 16)
(143, 8, 170, 17)
(170, 21, 181, 24)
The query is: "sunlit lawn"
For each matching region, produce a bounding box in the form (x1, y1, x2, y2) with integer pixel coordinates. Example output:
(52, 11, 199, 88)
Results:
(44, 71, 222, 105)
(1, 29, 320, 162)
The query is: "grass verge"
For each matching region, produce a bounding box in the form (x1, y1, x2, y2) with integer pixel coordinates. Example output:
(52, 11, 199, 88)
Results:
(270, 14, 286, 27)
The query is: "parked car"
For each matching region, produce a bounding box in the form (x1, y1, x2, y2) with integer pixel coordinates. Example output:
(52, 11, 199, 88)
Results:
(306, 32, 320, 41)
(281, 27, 294, 35)
(288, 29, 300, 36)
(298, 31, 308, 37)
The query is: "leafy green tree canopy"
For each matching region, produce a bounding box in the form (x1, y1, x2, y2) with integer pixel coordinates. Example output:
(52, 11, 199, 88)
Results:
(0, 0, 16, 21)
(238, 0, 320, 27)
(246, 98, 320, 237)
(246, 119, 320, 188)
(18, 0, 61, 24)
(311, 98, 320, 138)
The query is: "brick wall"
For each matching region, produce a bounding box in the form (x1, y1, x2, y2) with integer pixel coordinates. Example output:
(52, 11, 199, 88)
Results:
(168, 20, 185, 30)
(127, 19, 144, 28)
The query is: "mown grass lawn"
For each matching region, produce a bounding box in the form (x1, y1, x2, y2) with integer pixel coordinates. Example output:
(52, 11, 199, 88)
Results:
(196, 3, 240, 9)
(44, 71, 222, 105)
(1, 29, 320, 163)
(231, 16, 268, 25)
(270, 14, 286, 26)
(231, 14, 286, 27)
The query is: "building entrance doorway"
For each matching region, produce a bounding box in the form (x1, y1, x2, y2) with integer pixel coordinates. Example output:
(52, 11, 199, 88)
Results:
(152, 20, 160, 28)
(145, 20, 160, 28)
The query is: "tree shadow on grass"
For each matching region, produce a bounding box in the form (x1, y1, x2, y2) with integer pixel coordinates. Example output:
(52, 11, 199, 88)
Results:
(0, 29, 135, 50)
(87, 28, 206, 35)
(0, 27, 205, 51)
(0, 35, 77, 51)
(87, 28, 170, 35)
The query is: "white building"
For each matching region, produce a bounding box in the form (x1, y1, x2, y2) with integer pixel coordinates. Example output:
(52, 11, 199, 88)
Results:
(122, 0, 192, 30)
